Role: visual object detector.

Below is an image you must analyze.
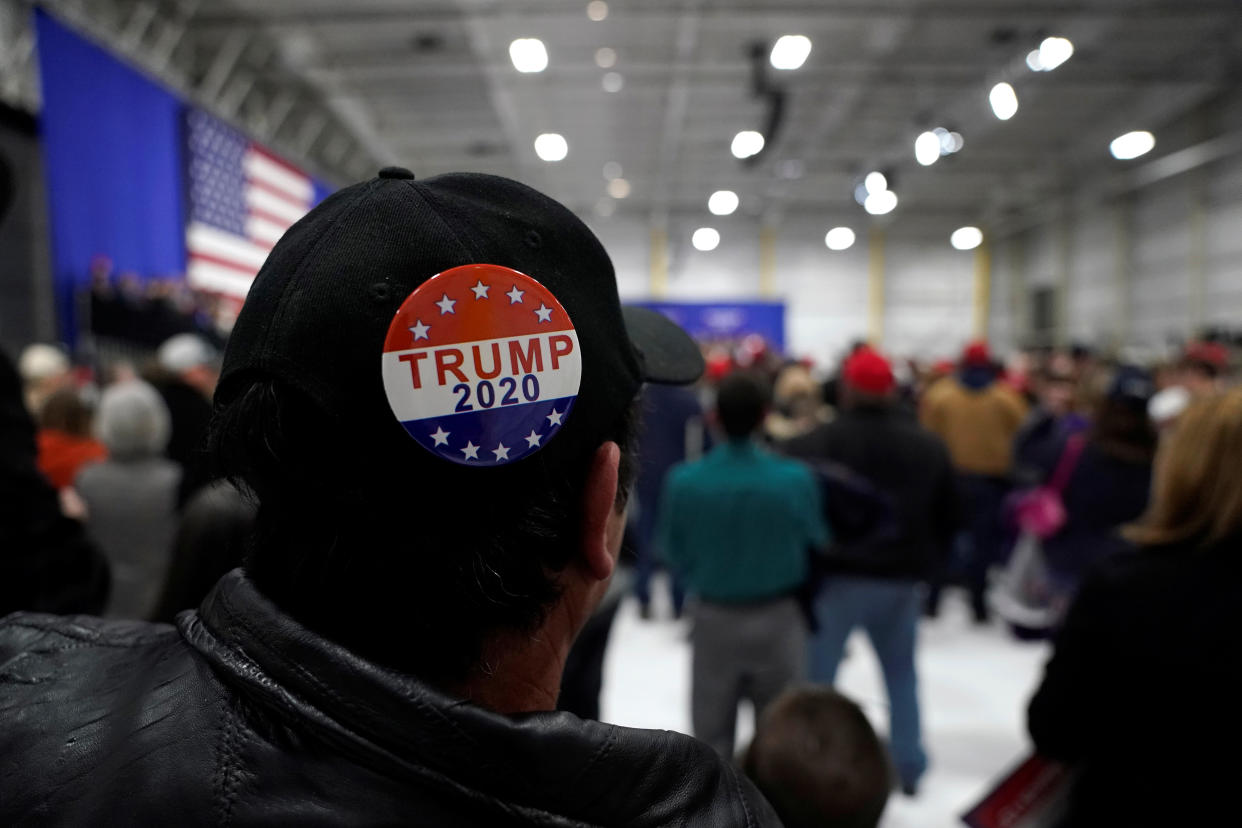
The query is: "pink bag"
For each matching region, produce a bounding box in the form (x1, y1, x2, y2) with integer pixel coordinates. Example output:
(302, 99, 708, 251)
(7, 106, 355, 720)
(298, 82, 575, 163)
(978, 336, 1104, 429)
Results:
(1010, 435, 1086, 540)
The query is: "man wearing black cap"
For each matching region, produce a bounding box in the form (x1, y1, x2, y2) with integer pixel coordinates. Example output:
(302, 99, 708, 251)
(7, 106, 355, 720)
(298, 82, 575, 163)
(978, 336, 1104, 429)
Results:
(0, 168, 780, 826)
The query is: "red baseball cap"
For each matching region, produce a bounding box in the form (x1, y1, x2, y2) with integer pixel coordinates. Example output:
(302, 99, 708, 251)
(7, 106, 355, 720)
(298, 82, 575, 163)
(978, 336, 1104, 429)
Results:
(843, 347, 895, 395)
(962, 340, 991, 366)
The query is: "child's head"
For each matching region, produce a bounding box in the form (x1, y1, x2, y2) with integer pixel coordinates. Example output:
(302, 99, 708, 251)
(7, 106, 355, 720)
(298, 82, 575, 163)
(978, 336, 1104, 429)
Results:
(742, 687, 891, 828)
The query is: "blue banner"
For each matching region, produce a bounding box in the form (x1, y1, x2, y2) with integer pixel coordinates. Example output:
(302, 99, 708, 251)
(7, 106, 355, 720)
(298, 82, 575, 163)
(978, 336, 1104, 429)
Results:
(36, 10, 187, 343)
(633, 300, 786, 351)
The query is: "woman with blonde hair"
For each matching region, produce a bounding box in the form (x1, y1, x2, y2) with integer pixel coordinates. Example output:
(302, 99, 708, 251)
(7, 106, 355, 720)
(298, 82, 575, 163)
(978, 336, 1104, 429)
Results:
(1027, 389, 1242, 827)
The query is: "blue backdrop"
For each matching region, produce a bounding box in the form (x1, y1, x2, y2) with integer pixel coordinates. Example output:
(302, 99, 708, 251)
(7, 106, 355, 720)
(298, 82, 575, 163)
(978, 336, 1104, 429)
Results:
(35, 11, 333, 344)
(36, 10, 187, 342)
(635, 300, 786, 351)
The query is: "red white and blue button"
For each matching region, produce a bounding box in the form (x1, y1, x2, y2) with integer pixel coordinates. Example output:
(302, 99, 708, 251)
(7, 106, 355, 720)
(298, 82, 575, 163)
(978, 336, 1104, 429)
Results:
(381, 264, 581, 466)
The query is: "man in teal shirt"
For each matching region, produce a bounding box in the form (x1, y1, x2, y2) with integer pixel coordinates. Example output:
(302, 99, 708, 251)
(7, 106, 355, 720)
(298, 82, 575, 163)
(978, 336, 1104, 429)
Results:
(659, 373, 829, 757)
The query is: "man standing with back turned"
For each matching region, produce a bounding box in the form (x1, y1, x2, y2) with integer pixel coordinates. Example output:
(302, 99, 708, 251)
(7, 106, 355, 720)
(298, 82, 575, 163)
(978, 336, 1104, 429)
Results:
(785, 346, 959, 796)
(0, 168, 781, 826)
(661, 372, 830, 759)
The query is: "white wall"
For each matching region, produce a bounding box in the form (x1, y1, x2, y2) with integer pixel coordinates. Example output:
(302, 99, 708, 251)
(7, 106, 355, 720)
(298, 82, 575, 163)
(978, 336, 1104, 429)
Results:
(989, 90, 1242, 356)
(595, 213, 981, 370)
(590, 93, 1242, 368)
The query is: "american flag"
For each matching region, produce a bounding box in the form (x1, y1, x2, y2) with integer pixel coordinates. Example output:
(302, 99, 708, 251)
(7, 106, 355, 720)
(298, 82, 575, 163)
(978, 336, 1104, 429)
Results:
(183, 108, 313, 299)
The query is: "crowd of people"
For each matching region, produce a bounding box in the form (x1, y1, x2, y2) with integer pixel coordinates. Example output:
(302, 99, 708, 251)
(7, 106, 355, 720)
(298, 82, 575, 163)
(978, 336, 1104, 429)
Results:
(1, 168, 1239, 827)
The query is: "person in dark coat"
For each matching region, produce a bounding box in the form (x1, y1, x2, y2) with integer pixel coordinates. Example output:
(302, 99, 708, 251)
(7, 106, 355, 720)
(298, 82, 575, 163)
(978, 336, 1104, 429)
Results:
(783, 347, 959, 796)
(0, 171, 779, 827)
(0, 348, 108, 617)
(1032, 366, 1157, 607)
(1028, 388, 1242, 828)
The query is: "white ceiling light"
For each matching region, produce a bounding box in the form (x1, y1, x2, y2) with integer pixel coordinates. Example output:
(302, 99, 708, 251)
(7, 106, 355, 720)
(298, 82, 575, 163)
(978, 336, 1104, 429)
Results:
(825, 227, 856, 251)
(989, 82, 1018, 120)
(1026, 50, 1046, 72)
(692, 227, 721, 251)
(951, 226, 984, 250)
(1037, 37, 1074, 71)
(708, 190, 739, 216)
(594, 197, 615, 217)
(602, 72, 624, 92)
(1110, 130, 1155, 160)
(602, 161, 622, 180)
(863, 171, 888, 195)
(534, 133, 568, 162)
(594, 47, 617, 69)
(770, 35, 812, 70)
(509, 38, 548, 73)
(731, 130, 765, 159)
(915, 131, 941, 166)
(586, 1, 608, 22)
(607, 177, 631, 198)
(863, 190, 898, 216)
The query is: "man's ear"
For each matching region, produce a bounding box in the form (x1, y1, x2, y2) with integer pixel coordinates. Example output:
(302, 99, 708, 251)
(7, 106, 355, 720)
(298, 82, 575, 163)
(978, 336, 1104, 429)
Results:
(580, 441, 621, 581)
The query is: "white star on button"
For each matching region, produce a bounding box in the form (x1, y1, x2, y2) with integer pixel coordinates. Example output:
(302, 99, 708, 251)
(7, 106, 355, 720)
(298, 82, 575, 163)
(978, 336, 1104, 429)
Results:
(436, 294, 457, 315)
(546, 409, 564, 427)
(506, 285, 525, 304)
(409, 319, 430, 341)
(534, 304, 553, 323)
(430, 426, 450, 446)
(471, 280, 490, 299)
(461, 441, 480, 460)
(491, 443, 510, 461)
(524, 430, 542, 448)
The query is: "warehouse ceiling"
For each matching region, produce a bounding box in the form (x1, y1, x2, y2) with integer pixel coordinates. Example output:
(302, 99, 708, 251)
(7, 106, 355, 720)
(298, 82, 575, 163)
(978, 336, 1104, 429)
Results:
(15, 0, 1242, 230)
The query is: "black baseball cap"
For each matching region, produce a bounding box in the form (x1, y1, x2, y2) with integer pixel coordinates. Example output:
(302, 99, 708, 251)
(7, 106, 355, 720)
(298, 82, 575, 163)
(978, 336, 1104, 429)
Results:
(217, 167, 703, 464)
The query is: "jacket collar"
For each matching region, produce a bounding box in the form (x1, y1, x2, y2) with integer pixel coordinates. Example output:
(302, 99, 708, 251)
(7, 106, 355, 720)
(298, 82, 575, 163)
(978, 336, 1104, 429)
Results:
(181, 569, 766, 826)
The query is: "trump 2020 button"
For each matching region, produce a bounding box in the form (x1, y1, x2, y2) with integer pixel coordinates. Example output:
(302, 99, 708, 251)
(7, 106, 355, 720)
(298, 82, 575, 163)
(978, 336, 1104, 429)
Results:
(380, 264, 581, 466)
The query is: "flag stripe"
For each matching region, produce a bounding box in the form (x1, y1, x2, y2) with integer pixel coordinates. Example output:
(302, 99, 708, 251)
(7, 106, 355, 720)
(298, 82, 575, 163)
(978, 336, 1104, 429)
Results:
(185, 109, 313, 299)
(243, 150, 314, 202)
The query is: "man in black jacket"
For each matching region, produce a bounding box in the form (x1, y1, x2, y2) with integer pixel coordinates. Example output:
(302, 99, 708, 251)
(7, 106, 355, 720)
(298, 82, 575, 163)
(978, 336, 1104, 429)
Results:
(783, 346, 958, 797)
(0, 169, 779, 827)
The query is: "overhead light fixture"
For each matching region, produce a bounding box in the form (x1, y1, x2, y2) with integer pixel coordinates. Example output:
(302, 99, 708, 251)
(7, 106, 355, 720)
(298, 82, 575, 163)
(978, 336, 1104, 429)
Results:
(586, 1, 608, 22)
(989, 82, 1018, 120)
(731, 130, 765, 159)
(1110, 130, 1155, 160)
(595, 47, 617, 69)
(951, 226, 984, 250)
(607, 177, 631, 198)
(708, 190, 739, 216)
(602, 72, 624, 92)
(940, 129, 964, 154)
(534, 133, 568, 162)
(1038, 37, 1073, 71)
(863, 190, 898, 216)
(770, 35, 812, 70)
(692, 227, 721, 251)
(825, 227, 856, 251)
(509, 38, 548, 73)
(864, 171, 888, 195)
(915, 131, 941, 166)
(602, 161, 622, 180)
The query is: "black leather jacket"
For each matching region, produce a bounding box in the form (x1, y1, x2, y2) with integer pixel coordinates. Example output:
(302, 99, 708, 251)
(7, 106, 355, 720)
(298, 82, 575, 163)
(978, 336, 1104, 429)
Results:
(0, 570, 780, 826)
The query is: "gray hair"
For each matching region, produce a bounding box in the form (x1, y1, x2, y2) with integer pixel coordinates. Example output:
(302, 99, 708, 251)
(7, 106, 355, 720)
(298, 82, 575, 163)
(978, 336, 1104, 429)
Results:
(95, 380, 171, 460)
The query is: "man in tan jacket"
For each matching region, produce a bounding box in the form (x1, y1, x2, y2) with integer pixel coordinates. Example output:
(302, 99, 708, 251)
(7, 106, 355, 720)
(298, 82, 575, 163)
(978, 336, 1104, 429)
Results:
(921, 341, 1027, 621)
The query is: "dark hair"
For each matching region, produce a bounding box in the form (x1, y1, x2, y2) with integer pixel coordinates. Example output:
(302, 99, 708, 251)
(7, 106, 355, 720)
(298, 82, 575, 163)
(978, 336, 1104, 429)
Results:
(208, 378, 638, 682)
(742, 687, 891, 828)
(1092, 396, 1157, 464)
(716, 373, 768, 438)
(37, 388, 94, 436)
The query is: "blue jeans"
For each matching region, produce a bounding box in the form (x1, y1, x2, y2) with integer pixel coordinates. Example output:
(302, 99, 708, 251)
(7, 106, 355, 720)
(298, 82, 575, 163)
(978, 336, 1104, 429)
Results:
(809, 576, 927, 789)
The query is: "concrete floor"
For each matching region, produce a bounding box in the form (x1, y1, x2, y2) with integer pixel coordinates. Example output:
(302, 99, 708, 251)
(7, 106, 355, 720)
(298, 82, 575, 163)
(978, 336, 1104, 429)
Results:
(601, 583, 1051, 828)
